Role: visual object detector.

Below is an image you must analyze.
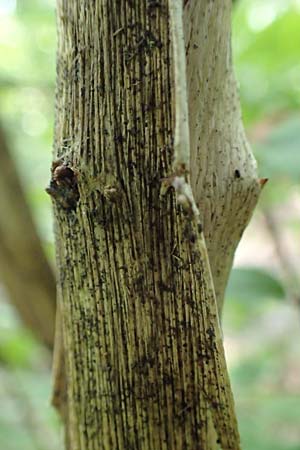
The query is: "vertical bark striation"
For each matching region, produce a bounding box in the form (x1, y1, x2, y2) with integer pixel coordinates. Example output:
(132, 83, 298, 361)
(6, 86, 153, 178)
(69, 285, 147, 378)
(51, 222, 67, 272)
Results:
(52, 1, 244, 449)
(184, 1, 261, 309)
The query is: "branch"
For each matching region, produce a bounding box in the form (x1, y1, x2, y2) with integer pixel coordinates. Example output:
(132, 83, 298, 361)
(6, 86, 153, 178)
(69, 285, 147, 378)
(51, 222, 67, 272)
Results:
(0, 123, 56, 350)
(0, 123, 69, 432)
(263, 209, 300, 312)
(169, 0, 200, 218)
(169, 1, 190, 169)
(169, 2, 240, 448)
(184, 1, 261, 310)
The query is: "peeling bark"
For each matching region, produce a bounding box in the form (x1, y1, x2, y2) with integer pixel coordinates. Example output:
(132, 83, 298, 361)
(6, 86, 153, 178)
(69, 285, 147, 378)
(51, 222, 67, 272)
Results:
(51, 1, 260, 449)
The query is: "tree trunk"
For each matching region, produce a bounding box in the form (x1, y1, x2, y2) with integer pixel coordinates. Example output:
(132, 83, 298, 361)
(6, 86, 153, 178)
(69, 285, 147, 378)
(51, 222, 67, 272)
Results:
(50, 1, 261, 449)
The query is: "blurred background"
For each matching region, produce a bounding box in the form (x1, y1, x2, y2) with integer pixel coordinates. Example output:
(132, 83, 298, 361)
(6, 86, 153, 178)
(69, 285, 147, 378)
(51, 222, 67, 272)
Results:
(0, 0, 299, 449)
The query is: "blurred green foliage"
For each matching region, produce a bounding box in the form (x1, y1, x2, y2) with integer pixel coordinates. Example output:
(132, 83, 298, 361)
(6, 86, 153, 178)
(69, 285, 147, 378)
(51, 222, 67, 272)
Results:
(0, 0, 55, 253)
(233, 0, 300, 124)
(1, 1, 300, 449)
(256, 117, 300, 182)
(228, 267, 285, 303)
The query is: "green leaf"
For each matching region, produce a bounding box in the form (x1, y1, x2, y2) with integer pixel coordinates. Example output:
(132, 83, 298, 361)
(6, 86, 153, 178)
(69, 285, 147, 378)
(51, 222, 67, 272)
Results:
(255, 116, 300, 181)
(0, 330, 38, 368)
(226, 267, 285, 303)
(233, 6, 300, 124)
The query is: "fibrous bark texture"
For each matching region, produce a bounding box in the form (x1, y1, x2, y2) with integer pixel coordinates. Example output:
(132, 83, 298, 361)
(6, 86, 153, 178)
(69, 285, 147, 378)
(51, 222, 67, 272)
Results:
(51, 1, 260, 449)
(184, 2, 260, 309)
(0, 124, 56, 350)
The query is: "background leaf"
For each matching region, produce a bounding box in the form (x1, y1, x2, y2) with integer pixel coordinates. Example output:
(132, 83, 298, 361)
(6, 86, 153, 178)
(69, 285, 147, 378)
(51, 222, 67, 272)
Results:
(227, 267, 285, 303)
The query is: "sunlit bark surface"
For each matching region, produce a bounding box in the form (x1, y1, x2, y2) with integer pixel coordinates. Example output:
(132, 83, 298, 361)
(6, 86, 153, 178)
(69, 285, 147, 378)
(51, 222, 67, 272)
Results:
(184, 2, 260, 310)
(50, 1, 261, 449)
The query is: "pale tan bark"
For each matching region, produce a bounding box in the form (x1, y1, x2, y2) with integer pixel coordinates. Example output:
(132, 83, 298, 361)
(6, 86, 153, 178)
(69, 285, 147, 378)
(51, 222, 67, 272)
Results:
(50, 1, 261, 449)
(184, 1, 261, 310)
(0, 124, 56, 350)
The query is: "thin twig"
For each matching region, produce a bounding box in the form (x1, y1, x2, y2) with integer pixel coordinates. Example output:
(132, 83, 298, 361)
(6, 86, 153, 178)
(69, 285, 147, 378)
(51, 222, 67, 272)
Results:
(263, 209, 300, 313)
(168, 0, 200, 219)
